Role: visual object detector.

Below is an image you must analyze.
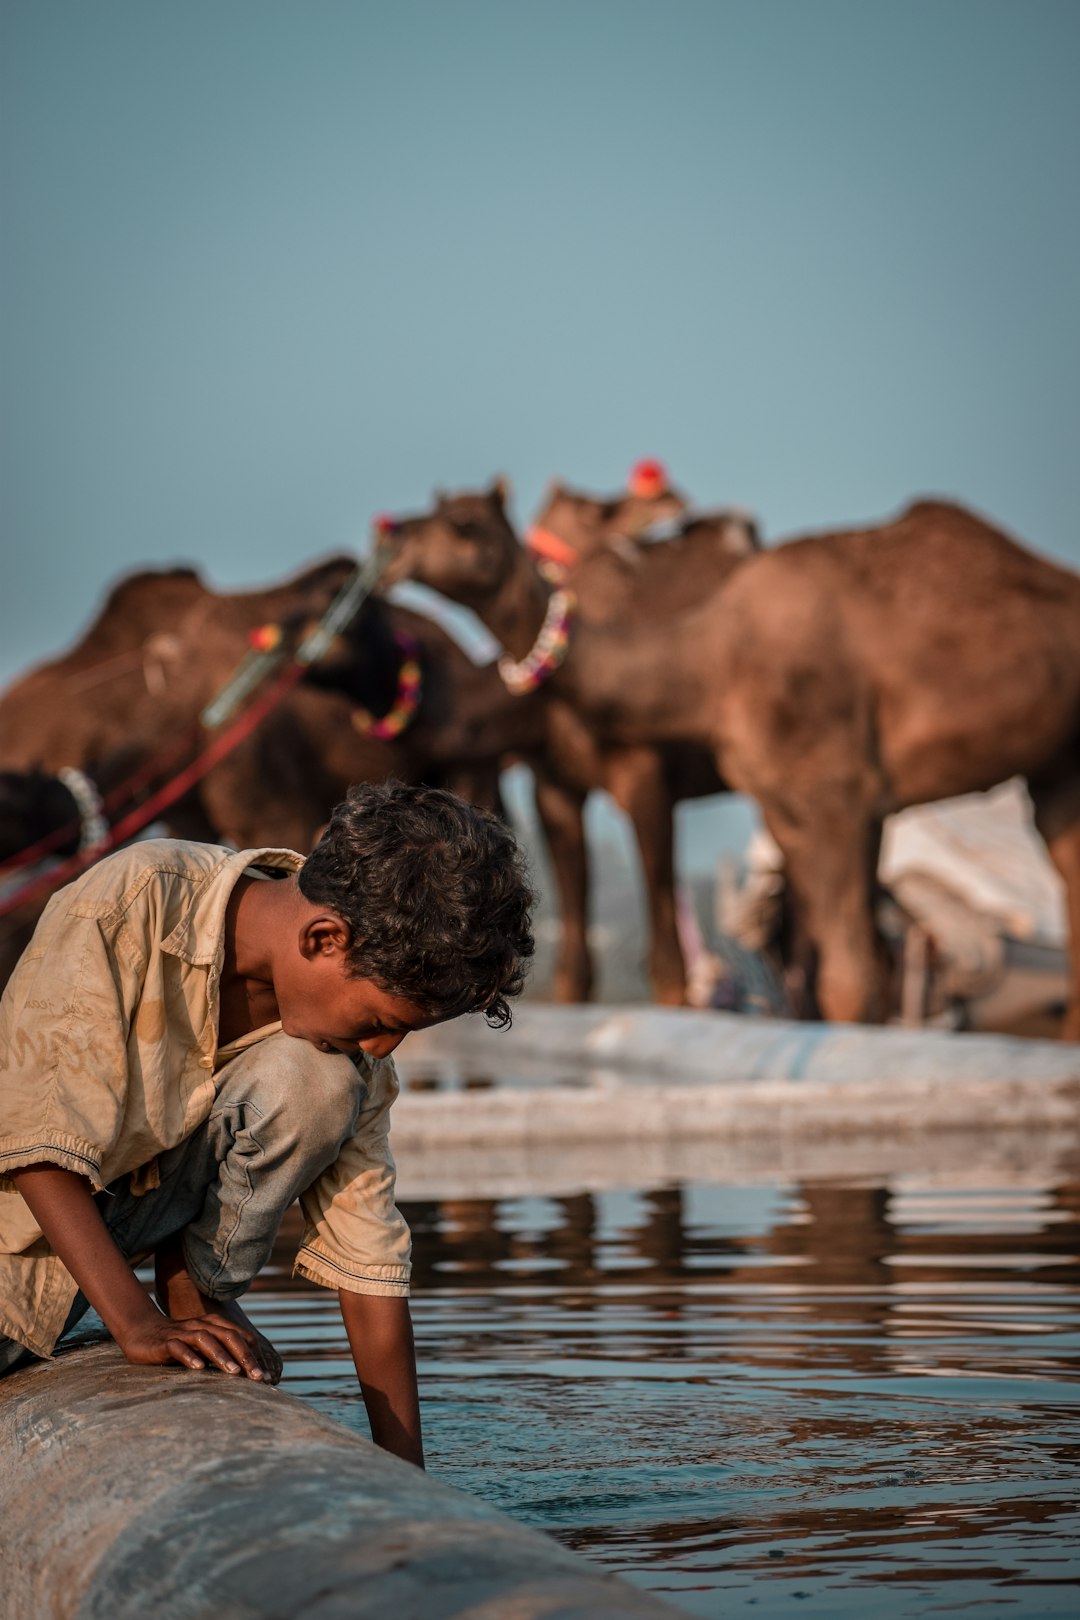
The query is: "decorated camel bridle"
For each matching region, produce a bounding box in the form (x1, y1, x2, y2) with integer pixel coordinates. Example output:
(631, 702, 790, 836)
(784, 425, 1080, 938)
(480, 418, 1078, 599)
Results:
(524, 457, 673, 585)
(509, 460, 671, 694)
(55, 768, 109, 852)
(373, 509, 578, 700)
(524, 525, 579, 585)
(496, 586, 576, 697)
(250, 617, 424, 741)
(350, 630, 423, 740)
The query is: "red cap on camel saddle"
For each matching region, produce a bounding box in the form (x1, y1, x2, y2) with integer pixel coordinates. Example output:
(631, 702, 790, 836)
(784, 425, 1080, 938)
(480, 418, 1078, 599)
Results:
(627, 458, 669, 500)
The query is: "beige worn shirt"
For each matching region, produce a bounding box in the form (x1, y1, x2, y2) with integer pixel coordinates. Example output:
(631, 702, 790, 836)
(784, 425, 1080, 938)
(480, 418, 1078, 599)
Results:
(0, 839, 411, 1358)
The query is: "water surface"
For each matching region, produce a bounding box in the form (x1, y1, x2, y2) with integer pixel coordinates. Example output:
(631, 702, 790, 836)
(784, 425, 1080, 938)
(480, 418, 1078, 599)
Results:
(250, 1171, 1080, 1617)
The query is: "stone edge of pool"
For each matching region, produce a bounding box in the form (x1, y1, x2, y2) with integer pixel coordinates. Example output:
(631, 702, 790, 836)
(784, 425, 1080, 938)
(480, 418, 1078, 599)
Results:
(0, 1339, 680, 1620)
(390, 1005, 1080, 1142)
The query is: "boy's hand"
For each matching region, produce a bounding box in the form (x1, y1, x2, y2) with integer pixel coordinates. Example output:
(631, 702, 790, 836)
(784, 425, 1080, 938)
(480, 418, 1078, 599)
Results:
(11, 1165, 281, 1384)
(208, 1303, 283, 1385)
(116, 1310, 272, 1380)
(153, 1238, 283, 1383)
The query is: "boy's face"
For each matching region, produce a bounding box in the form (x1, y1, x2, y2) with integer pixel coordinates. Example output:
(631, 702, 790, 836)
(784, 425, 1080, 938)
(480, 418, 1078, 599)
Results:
(276, 927, 438, 1060)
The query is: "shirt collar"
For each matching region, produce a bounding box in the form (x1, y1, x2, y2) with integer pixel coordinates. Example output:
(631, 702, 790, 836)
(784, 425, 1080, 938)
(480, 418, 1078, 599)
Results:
(161, 845, 304, 966)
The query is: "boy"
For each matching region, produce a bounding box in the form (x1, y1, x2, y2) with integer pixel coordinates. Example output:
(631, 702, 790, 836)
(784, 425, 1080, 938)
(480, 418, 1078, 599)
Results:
(0, 781, 534, 1467)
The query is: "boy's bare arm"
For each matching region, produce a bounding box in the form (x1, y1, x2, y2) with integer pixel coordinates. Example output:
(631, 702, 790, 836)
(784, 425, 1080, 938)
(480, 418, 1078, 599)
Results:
(11, 1164, 267, 1379)
(339, 1290, 425, 1468)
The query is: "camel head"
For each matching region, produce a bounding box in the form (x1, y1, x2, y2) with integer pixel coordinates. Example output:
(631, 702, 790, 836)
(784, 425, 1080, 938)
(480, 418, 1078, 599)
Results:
(530, 460, 689, 565)
(373, 479, 521, 608)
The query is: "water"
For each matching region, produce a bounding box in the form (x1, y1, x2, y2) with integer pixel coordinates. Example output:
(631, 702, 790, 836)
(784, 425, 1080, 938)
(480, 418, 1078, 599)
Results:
(247, 1171, 1080, 1617)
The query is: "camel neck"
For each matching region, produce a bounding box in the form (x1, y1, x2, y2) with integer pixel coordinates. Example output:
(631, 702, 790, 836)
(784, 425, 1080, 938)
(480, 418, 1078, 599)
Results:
(479, 560, 553, 663)
(553, 609, 716, 749)
(476, 548, 719, 752)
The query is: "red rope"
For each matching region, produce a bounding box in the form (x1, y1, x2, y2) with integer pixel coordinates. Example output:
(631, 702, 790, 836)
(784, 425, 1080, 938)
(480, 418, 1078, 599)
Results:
(0, 551, 384, 917)
(0, 661, 306, 921)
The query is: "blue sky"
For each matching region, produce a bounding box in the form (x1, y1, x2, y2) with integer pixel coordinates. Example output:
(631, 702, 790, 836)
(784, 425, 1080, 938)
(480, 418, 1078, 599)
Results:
(3, 0, 1078, 866)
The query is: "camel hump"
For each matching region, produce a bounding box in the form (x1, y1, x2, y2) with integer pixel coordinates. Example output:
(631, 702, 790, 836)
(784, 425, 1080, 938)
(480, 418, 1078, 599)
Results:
(97, 565, 206, 622)
(898, 497, 987, 529)
(893, 498, 1043, 555)
(79, 566, 208, 647)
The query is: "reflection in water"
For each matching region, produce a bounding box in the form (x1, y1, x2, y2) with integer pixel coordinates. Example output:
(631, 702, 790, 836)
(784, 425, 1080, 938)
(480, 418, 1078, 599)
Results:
(251, 1175, 1080, 1618)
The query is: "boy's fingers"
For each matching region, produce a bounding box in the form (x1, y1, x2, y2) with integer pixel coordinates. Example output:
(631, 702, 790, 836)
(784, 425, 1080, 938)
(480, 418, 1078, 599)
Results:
(203, 1318, 267, 1377)
(186, 1328, 243, 1375)
(259, 1347, 282, 1384)
(164, 1316, 271, 1382)
(202, 1324, 267, 1379)
(217, 1328, 266, 1376)
(165, 1338, 206, 1370)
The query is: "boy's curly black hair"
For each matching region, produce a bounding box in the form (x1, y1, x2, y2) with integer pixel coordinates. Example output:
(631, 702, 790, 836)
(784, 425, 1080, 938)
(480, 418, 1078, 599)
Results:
(298, 780, 535, 1027)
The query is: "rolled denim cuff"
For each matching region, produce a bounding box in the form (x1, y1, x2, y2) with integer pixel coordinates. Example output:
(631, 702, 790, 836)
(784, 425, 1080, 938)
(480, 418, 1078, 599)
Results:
(181, 1238, 254, 1303)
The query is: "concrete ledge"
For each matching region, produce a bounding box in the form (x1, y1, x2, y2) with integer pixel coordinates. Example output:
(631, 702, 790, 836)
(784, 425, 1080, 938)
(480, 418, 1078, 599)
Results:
(390, 1005, 1080, 1146)
(0, 1342, 677, 1620)
(391, 1126, 1080, 1203)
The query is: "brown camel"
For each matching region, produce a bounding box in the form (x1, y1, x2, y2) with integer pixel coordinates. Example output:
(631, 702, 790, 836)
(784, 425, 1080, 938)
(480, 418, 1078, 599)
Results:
(530, 475, 761, 620)
(0, 555, 549, 986)
(382, 480, 761, 1004)
(0, 555, 554, 838)
(0, 477, 752, 1010)
(378, 482, 1080, 1037)
(527, 458, 689, 569)
(524, 478, 763, 1003)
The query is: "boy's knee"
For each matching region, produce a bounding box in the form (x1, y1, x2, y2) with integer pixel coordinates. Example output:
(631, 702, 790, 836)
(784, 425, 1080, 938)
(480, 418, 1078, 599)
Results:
(296, 1054, 364, 1155)
(215, 1034, 363, 1161)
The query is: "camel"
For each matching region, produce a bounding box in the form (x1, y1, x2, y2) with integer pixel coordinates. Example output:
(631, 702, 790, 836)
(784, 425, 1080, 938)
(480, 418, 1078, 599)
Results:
(530, 475, 761, 619)
(527, 474, 796, 1006)
(527, 458, 689, 570)
(0, 555, 549, 987)
(377, 482, 1080, 1037)
(0, 555, 553, 837)
(0, 464, 755, 1010)
(518, 469, 764, 997)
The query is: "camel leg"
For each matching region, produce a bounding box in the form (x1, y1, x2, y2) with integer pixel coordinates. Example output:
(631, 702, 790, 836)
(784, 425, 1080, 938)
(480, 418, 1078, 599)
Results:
(1028, 766, 1080, 1040)
(444, 764, 508, 820)
(763, 795, 890, 1024)
(532, 772, 594, 1003)
(605, 746, 687, 1006)
(775, 881, 822, 1020)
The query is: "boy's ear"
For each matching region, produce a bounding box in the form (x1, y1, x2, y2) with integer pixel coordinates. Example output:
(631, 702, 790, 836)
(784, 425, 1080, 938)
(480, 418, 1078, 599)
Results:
(299, 914, 353, 959)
